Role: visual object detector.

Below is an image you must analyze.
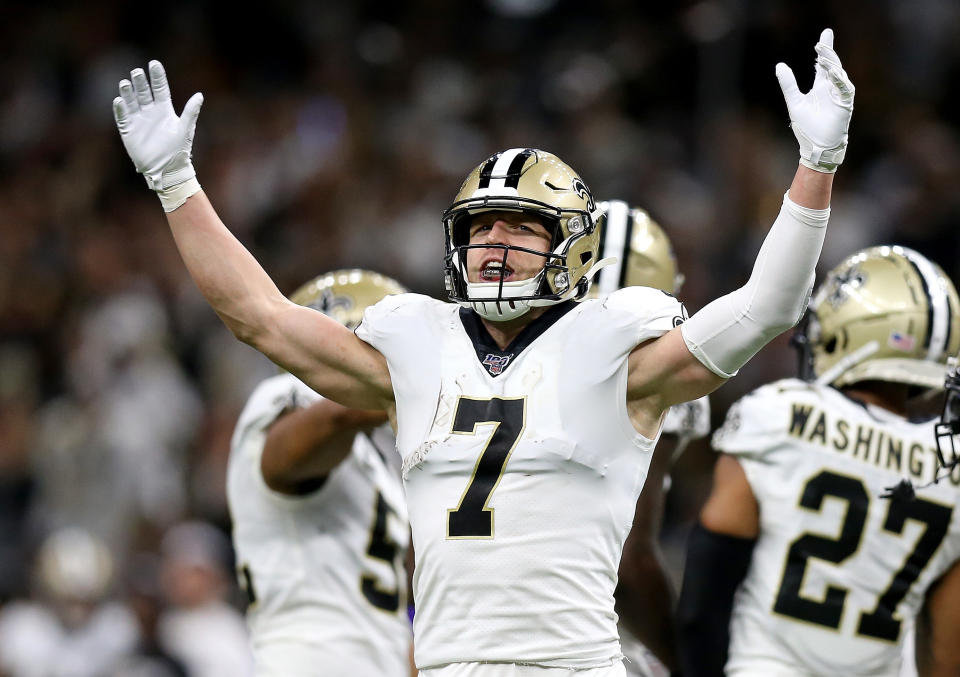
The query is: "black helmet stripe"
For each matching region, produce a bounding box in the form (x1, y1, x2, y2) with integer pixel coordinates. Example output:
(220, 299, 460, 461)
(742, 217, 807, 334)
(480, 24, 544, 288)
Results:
(479, 148, 534, 191)
(596, 200, 629, 296)
(503, 149, 533, 188)
(900, 247, 950, 360)
(477, 153, 501, 189)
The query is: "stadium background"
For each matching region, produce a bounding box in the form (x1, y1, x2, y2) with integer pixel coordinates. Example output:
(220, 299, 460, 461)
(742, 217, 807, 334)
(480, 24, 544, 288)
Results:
(1, 0, 959, 662)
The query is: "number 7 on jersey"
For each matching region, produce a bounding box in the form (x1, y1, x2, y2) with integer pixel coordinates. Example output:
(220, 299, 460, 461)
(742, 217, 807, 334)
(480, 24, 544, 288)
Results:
(447, 396, 526, 539)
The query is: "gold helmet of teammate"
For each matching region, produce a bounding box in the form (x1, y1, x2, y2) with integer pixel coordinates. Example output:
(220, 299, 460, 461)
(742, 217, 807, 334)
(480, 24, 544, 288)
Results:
(592, 200, 683, 297)
(795, 245, 960, 389)
(289, 269, 407, 329)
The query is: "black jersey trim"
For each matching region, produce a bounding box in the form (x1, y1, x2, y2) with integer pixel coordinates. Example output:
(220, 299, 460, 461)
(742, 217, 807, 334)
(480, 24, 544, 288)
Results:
(618, 207, 636, 288)
(459, 301, 576, 377)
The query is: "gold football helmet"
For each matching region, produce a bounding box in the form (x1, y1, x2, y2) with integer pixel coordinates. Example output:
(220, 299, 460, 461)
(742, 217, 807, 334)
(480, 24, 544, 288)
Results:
(796, 246, 960, 389)
(289, 269, 407, 329)
(442, 148, 603, 321)
(592, 200, 683, 297)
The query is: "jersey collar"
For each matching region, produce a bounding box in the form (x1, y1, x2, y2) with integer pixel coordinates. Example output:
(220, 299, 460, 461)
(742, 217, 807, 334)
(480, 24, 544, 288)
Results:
(459, 301, 575, 377)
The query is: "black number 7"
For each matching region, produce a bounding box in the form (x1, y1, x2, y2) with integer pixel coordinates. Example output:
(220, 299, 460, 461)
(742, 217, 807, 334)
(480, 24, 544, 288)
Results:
(447, 397, 526, 539)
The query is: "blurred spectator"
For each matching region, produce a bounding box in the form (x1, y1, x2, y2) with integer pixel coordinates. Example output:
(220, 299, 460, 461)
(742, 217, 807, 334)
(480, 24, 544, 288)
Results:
(111, 552, 188, 677)
(29, 288, 201, 553)
(157, 521, 253, 677)
(0, 527, 138, 677)
(0, 345, 40, 602)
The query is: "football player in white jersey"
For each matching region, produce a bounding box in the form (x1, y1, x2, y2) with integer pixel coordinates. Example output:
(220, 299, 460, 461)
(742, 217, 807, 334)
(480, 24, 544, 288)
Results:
(112, 28, 853, 676)
(594, 201, 710, 676)
(228, 269, 413, 677)
(676, 246, 960, 676)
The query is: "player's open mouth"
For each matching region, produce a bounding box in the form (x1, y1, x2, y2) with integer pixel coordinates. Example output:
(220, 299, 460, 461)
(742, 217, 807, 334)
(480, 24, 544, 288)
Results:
(481, 261, 513, 282)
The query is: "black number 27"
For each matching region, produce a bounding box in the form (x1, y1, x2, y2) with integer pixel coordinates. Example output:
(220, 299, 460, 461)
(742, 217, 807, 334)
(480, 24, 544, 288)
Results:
(447, 396, 526, 539)
(774, 470, 953, 641)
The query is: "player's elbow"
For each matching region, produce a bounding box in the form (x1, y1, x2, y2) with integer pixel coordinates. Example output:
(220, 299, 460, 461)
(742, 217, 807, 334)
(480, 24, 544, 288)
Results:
(743, 288, 806, 337)
(220, 298, 286, 350)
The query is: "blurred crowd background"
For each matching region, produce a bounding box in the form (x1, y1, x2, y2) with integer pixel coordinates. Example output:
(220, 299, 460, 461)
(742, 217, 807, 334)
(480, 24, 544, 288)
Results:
(2, 0, 960, 673)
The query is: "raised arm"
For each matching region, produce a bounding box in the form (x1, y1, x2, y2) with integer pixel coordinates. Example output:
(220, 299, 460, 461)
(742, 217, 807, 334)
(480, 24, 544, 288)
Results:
(261, 399, 388, 495)
(113, 62, 391, 409)
(627, 29, 854, 424)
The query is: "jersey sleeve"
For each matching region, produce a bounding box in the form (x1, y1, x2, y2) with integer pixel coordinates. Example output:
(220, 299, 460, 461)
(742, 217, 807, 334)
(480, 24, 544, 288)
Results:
(354, 293, 437, 360)
(601, 285, 688, 346)
(710, 381, 795, 460)
(354, 293, 414, 345)
(231, 373, 322, 455)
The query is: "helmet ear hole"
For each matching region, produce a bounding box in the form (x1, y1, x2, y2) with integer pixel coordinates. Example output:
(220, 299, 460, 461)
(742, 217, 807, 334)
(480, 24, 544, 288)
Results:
(580, 251, 593, 265)
(824, 336, 838, 354)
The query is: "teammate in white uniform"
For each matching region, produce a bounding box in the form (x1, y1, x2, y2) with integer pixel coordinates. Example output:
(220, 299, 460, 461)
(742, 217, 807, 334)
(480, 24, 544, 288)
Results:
(227, 270, 412, 677)
(594, 201, 710, 676)
(677, 246, 960, 676)
(112, 28, 853, 676)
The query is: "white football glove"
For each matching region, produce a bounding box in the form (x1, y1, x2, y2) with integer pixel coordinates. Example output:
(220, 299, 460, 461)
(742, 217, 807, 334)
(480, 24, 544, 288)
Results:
(113, 61, 204, 210)
(776, 28, 855, 173)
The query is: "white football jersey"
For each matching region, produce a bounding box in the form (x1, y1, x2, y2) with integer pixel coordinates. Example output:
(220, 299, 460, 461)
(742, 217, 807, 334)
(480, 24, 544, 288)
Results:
(227, 373, 411, 677)
(713, 378, 960, 677)
(355, 288, 685, 670)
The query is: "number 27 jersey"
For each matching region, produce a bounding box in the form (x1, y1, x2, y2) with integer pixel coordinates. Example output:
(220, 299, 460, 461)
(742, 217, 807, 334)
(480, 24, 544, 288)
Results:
(713, 379, 960, 676)
(356, 288, 685, 670)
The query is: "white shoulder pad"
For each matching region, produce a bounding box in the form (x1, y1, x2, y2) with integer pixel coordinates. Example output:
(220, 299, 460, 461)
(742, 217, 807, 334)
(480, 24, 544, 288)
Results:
(601, 285, 687, 345)
(231, 373, 321, 454)
(354, 293, 439, 347)
(711, 378, 810, 458)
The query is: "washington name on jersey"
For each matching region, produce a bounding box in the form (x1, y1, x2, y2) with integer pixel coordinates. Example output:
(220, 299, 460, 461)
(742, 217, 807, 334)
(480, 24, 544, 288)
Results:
(355, 288, 685, 670)
(713, 379, 960, 677)
(227, 373, 410, 677)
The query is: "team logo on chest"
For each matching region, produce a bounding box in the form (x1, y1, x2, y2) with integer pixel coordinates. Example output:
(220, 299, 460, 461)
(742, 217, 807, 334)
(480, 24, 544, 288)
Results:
(482, 353, 513, 376)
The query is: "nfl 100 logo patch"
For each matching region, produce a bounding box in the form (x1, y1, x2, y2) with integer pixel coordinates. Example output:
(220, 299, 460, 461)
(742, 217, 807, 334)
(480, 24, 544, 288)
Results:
(482, 353, 512, 376)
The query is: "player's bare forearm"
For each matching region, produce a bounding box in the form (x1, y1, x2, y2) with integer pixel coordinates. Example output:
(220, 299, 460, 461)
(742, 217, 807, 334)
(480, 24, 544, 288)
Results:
(166, 193, 391, 408)
(113, 61, 393, 410)
(167, 190, 286, 344)
(261, 399, 388, 494)
(788, 164, 834, 210)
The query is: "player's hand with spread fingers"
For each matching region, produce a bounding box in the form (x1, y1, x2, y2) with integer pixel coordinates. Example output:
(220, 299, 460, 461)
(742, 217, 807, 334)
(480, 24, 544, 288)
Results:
(113, 60, 204, 211)
(776, 28, 855, 173)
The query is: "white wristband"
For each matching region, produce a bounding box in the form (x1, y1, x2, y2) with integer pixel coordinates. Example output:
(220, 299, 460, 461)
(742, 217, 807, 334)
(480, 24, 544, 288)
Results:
(157, 177, 202, 213)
